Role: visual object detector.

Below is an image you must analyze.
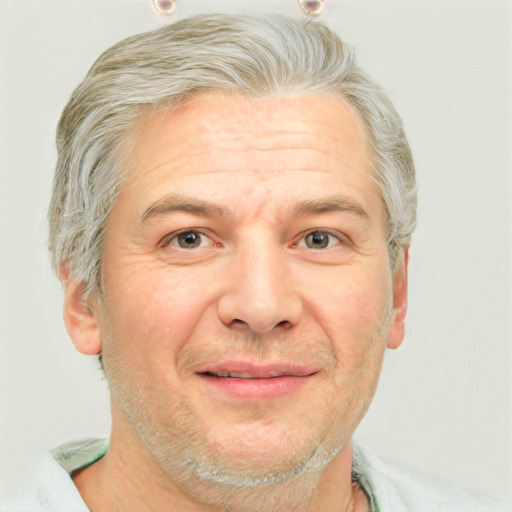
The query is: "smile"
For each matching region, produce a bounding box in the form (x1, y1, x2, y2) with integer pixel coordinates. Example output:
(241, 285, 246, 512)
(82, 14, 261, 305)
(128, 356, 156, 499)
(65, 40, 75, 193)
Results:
(201, 370, 305, 379)
(196, 362, 318, 400)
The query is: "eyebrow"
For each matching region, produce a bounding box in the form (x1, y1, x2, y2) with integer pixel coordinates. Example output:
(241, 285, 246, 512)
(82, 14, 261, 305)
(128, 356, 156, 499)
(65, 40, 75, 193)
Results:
(141, 193, 370, 223)
(293, 196, 370, 221)
(141, 194, 229, 223)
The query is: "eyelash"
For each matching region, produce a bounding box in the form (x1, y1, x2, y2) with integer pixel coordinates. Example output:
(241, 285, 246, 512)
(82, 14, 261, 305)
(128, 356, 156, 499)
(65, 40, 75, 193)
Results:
(160, 229, 215, 249)
(159, 229, 344, 251)
(294, 230, 344, 250)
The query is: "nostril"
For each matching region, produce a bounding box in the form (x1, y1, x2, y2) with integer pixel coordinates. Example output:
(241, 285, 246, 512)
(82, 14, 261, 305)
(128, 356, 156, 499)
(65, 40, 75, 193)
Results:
(228, 318, 291, 332)
(217, 290, 303, 334)
(231, 318, 249, 329)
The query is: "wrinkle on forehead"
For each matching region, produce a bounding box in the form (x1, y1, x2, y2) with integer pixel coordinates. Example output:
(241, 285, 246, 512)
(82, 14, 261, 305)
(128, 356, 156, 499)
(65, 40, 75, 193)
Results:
(124, 95, 371, 186)
(196, 95, 367, 149)
(135, 93, 369, 152)
(116, 94, 379, 231)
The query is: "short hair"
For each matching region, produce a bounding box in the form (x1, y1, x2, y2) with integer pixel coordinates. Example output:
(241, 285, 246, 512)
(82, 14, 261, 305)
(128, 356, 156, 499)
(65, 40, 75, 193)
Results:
(48, 13, 416, 301)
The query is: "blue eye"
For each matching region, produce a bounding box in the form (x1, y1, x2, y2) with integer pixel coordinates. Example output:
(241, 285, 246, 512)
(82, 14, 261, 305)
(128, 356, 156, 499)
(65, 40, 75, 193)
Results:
(304, 231, 337, 249)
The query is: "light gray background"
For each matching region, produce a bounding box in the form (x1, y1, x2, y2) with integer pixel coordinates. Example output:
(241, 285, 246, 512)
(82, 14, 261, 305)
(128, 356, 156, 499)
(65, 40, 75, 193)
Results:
(1, 0, 511, 501)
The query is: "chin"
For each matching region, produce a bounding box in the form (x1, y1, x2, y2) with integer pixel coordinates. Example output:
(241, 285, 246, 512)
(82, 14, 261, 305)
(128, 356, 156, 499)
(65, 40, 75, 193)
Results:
(156, 432, 344, 512)
(197, 436, 341, 487)
(147, 414, 348, 491)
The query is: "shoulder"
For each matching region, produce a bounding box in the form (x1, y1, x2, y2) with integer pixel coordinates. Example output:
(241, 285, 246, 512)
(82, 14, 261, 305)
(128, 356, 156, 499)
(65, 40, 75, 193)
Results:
(353, 441, 512, 512)
(1, 438, 107, 512)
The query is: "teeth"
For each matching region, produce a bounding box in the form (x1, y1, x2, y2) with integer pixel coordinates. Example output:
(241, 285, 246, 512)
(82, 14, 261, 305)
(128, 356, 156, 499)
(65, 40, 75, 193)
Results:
(229, 372, 254, 379)
(204, 369, 293, 378)
(208, 371, 259, 379)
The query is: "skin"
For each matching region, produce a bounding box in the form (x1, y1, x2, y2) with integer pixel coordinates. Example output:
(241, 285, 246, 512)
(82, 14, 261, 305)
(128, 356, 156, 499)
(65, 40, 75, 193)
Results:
(62, 94, 408, 512)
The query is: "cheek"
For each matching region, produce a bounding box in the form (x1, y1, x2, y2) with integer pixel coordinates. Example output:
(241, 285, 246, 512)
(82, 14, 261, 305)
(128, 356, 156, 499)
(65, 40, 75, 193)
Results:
(308, 268, 390, 340)
(101, 264, 216, 366)
(304, 265, 391, 391)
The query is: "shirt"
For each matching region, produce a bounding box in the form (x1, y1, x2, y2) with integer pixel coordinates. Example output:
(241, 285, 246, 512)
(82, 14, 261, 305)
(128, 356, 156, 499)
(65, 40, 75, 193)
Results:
(2, 438, 511, 511)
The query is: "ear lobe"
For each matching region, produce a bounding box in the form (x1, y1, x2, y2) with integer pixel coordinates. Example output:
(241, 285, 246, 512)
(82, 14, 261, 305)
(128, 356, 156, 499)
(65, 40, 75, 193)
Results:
(60, 263, 103, 355)
(387, 247, 409, 350)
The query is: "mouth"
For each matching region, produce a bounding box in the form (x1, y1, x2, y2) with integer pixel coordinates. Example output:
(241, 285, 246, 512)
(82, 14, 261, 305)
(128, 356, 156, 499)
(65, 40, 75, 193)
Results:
(196, 362, 318, 399)
(200, 370, 310, 379)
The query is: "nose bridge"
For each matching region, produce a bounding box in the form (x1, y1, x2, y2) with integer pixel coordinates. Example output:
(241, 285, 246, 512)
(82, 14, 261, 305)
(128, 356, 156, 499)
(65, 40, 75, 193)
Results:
(217, 230, 302, 333)
(243, 237, 284, 307)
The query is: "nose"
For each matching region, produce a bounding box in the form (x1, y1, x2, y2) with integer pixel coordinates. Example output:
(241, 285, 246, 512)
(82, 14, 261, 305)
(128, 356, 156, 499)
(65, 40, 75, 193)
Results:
(217, 242, 303, 334)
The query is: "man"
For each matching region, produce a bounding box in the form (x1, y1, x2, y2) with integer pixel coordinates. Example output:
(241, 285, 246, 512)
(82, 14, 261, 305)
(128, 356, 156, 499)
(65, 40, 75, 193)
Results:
(3, 13, 510, 512)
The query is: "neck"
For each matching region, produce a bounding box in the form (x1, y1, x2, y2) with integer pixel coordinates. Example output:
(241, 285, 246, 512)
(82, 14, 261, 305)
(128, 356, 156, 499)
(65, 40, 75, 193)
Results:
(73, 422, 369, 512)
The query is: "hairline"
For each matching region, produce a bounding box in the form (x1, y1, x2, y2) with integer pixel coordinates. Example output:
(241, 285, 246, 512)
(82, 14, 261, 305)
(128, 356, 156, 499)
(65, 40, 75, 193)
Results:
(50, 15, 415, 303)
(90, 89, 401, 305)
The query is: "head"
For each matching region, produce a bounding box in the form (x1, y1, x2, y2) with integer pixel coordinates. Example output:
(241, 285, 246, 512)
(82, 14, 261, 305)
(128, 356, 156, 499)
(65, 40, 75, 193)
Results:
(50, 14, 416, 510)
(49, 13, 416, 303)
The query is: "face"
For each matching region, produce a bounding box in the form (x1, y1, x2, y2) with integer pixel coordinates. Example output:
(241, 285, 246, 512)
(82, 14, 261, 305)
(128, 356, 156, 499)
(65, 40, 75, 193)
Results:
(68, 94, 407, 494)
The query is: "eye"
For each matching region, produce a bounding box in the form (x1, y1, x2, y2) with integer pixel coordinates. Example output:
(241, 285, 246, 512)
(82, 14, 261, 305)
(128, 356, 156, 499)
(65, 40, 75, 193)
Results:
(299, 230, 341, 250)
(161, 230, 212, 250)
(176, 231, 202, 249)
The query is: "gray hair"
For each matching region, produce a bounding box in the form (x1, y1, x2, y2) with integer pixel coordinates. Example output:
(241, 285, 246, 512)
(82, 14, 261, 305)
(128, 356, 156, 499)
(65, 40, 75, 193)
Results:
(49, 13, 416, 301)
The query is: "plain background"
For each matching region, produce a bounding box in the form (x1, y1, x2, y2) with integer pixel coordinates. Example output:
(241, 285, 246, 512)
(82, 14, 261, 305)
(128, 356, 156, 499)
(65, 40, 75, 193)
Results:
(1, 0, 511, 501)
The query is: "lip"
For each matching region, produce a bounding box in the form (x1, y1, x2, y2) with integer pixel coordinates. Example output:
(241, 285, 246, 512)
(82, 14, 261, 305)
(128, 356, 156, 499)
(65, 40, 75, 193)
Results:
(195, 360, 318, 400)
(197, 360, 318, 378)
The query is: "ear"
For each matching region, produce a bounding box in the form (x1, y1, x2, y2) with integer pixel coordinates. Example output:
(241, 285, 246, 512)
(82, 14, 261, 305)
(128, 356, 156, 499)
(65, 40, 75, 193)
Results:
(387, 247, 409, 350)
(60, 262, 103, 355)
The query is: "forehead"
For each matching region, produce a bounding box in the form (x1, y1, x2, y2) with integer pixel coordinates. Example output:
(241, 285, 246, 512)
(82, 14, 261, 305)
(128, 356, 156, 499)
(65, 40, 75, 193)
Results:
(129, 93, 370, 161)
(116, 94, 381, 224)
(152, 93, 367, 148)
